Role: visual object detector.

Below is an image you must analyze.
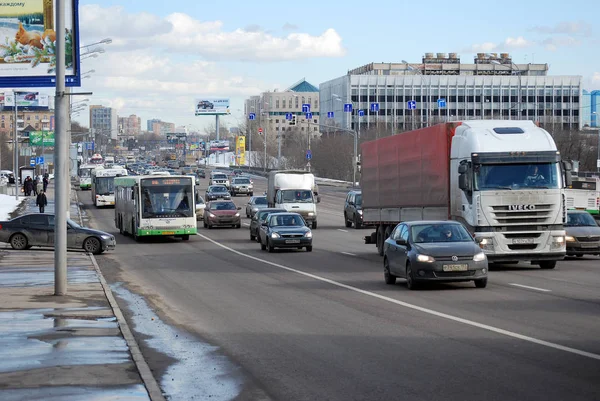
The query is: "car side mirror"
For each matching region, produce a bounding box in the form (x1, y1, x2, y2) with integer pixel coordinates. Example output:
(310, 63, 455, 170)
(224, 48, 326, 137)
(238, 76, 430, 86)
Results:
(395, 238, 407, 246)
(237, 207, 242, 210)
(458, 163, 468, 174)
(261, 222, 268, 227)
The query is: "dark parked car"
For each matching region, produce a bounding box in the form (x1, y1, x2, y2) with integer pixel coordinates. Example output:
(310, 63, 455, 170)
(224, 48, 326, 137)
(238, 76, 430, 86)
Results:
(245, 196, 268, 217)
(197, 169, 206, 179)
(344, 189, 363, 229)
(203, 201, 241, 229)
(205, 185, 231, 201)
(0, 213, 116, 255)
(249, 208, 287, 241)
(383, 221, 488, 290)
(258, 212, 313, 252)
(565, 210, 600, 257)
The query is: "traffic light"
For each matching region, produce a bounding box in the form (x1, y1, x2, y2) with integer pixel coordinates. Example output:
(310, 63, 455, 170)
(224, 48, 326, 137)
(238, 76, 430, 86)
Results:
(290, 115, 296, 126)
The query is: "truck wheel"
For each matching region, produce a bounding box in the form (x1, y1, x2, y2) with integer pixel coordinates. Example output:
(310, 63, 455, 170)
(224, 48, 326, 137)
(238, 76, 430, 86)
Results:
(312, 221, 317, 229)
(539, 261, 557, 269)
(344, 213, 351, 228)
(181, 235, 190, 241)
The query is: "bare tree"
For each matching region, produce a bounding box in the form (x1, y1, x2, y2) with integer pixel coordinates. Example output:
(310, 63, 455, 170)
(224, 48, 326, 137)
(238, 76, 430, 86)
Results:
(550, 127, 598, 171)
(311, 135, 354, 181)
(0, 132, 11, 170)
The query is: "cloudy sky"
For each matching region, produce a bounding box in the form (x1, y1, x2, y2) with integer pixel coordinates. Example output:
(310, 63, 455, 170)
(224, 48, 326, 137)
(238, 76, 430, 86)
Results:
(71, 0, 599, 131)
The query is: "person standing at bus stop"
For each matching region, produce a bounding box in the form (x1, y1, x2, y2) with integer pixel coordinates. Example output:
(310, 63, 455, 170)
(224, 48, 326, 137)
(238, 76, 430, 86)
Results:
(43, 174, 49, 192)
(36, 190, 48, 213)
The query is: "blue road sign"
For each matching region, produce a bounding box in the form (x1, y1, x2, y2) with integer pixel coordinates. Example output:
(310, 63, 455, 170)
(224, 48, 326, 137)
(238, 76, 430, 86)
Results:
(358, 110, 365, 117)
(29, 158, 36, 167)
(370, 103, 380, 112)
(285, 113, 293, 120)
(85, 142, 94, 151)
(36, 156, 44, 165)
(248, 113, 256, 120)
(407, 100, 417, 110)
(306, 112, 313, 119)
(344, 103, 353, 112)
(327, 111, 334, 118)
(437, 98, 446, 108)
(306, 149, 312, 160)
(302, 104, 311, 113)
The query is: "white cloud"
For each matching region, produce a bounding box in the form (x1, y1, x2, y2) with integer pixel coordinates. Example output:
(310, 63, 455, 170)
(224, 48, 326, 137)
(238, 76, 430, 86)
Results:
(80, 5, 345, 61)
(593, 72, 600, 84)
(531, 21, 592, 36)
(541, 36, 581, 51)
(468, 36, 534, 52)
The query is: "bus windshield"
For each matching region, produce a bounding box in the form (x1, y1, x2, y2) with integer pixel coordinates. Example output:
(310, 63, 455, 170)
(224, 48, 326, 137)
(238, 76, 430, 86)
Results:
(141, 180, 193, 218)
(95, 177, 115, 195)
(80, 168, 92, 178)
(474, 162, 561, 190)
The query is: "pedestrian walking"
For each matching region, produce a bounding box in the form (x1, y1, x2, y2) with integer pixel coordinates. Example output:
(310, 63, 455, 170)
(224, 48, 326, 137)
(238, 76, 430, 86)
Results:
(35, 177, 43, 196)
(36, 190, 48, 213)
(24, 176, 33, 196)
(43, 174, 49, 192)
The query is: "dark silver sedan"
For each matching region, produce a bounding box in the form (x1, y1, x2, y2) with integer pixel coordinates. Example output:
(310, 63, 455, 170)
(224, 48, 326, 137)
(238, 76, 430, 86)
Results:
(258, 212, 312, 252)
(0, 213, 116, 254)
(249, 208, 287, 241)
(205, 185, 231, 201)
(245, 196, 268, 217)
(383, 221, 488, 290)
(565, 210, 600, 257)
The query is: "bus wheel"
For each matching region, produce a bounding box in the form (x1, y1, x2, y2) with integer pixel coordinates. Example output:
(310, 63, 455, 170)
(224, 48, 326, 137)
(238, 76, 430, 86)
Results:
(181, 235, 190, 241)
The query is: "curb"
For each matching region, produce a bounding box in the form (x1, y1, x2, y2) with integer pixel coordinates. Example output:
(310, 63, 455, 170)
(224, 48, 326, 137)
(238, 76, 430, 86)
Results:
(74, 188, 165, 401)
(89, 254, 166, 401)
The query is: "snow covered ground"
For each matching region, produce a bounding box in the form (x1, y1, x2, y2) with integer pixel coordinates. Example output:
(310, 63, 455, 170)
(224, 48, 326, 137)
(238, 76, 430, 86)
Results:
(0, 194, 24, 221)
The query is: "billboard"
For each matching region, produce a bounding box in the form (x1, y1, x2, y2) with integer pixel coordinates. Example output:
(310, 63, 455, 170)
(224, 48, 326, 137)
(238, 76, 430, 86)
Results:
(195, 98, 230, 116)
(0, 0, 81, 88)
(4, 91, 49, 108)
(209, 140, 230, 152)
(236, 136, 246, 165)
(29, 130, 54, 146)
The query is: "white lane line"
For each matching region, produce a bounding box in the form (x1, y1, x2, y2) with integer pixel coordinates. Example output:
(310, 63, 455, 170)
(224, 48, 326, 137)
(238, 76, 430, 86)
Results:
(197, 233, 600, 361)
(243, 223, 250, 227)
(341, 252, 357, 257)
(509, 283, 551, 292)
(337, 229, 349, 233)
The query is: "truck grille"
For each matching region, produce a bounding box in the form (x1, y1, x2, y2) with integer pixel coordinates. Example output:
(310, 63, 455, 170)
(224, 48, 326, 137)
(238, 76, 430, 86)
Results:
(490, 204, 555, 225)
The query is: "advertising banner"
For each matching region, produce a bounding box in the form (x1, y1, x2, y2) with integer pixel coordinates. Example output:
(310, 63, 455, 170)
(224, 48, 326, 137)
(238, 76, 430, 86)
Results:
(29, 130, 54, 146)
(195, 98, 230, 116)
(4, 91, 49, 107)
(0, 0, 81, 88)
(236, 136, 246, 165)
(209, 140, 230, 152)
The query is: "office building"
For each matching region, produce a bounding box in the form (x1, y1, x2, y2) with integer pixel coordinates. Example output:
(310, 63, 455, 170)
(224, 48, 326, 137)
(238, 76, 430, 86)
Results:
(147, 118, 162, 132)
(0, 110, 52, 136)
(320, 53, 583, 132)
(90, 106, 118, 140)
(582, 90, 599, 128)
(152, 121, 175, 136)
(244, 78, 321, 136)
(118, 114, 142, 136)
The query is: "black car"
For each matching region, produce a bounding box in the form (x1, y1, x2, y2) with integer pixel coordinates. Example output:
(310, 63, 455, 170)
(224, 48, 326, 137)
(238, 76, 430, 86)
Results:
(197, 100, 214, 110)
(0, 213, 116, 255)
(205, 185, 231, 201)
(197, 169, 206, 178)
(344, 189, 363, 229)
(383, 221, 488, 290)
(258, 212, 313, 252)
(249, 208, 287, 241)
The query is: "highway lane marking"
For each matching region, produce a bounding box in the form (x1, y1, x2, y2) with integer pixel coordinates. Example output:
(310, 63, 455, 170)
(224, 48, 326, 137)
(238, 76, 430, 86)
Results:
(509, 283, 551, 292)
(337, 229, 349, 233)
(341, 252, 357, 257)
(197, 233, 600, 362)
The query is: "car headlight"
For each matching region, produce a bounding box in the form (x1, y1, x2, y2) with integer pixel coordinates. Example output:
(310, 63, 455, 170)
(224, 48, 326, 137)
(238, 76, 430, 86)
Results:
(235, 213, 240, 217)
(554, 236, 565, 243)
(305, 231, 312, 238)
(357, 210, 363, 215)
(307, 212, 314, 216)
(252, 208, 258, 212)
(100, 235, 111, 240)
(565, 235, 575, 242)
(271, 232, 280, 239)
(473, 252, 486, 262)
(209, 213, 216, 218)
(416, 254, 435, 263)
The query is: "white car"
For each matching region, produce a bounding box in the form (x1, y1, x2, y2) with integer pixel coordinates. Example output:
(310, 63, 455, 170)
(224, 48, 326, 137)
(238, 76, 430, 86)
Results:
(195, 195, 206, 220)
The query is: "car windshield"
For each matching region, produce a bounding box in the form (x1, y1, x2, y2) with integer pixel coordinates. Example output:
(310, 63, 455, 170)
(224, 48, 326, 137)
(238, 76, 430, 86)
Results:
(269, 214, 305, 227)
(235, 178, 251, 184)
(213, 175, 227, 180)
(566, 212, 598, 227)
(211, 186, 227, 193)
(212, 202, 236, 211)
(411, 223, 473, 243)
(281, 189, 313, 203)
(474, 163, 561, 190)
(254, 197, 267, 205)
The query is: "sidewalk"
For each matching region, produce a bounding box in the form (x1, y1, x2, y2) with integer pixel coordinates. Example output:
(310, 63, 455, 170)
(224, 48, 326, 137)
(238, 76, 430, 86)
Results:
(0, 185, 164, 400)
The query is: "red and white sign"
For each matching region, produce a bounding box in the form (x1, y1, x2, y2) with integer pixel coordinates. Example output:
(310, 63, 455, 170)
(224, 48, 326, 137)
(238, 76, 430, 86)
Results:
(258, 128, 263, 133)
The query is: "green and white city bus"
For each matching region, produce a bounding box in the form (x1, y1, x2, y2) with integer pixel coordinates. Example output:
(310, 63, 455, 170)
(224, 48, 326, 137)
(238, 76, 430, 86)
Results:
(114, 175, 197, 240)
(78, 164, 99, 190)
(565, 177, 600, 216)
(91, 166, 128, 207)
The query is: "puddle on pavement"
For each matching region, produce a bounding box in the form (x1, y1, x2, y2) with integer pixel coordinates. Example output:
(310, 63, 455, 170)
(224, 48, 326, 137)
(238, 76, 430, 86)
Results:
(0, 308, 129, 373)
(0, 267, 98, 288)
(112, 283, 243, 401)
(0, 384, 149, 401)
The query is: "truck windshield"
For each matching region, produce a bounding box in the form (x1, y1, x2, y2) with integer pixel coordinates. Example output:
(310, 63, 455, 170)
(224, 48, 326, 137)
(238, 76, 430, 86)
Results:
(141, 184, 193, 218)
(95, 177, 115, 195)
(281, 190, 313, 203)
(474, 163, 561, 190)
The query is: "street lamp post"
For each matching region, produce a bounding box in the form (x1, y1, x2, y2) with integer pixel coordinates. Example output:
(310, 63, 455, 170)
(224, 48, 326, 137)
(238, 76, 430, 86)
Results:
(333, 94, 360, 186)
(593, 112, 600, 173)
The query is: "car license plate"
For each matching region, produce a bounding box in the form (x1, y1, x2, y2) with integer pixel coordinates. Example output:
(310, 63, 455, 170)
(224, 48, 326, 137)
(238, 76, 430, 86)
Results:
(580, 243, 599, 248)
(512, 238, 534, 244)
(442, 264, 468, 272)
(285, 239, 301, 244)
(162, 231, 175, 235)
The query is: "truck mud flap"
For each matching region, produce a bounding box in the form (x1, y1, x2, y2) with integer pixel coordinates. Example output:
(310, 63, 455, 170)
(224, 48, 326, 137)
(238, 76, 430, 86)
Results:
(364, 232, 377, 244)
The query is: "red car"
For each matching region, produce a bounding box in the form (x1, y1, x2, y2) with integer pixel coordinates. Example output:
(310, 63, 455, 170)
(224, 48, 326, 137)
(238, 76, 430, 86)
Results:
(24, 93, 37, 101)
(203, 200, 241, 229)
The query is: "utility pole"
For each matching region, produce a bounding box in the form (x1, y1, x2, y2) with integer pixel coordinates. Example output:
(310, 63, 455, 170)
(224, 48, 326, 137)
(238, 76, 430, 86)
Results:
(54, 0, 68, 296)
(277, 119, 282, 169)
(12, 92, 18, 199)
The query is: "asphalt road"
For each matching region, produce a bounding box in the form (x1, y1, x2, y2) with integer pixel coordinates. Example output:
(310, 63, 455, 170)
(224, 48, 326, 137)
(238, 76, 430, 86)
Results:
(83, 173, 600, 401)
